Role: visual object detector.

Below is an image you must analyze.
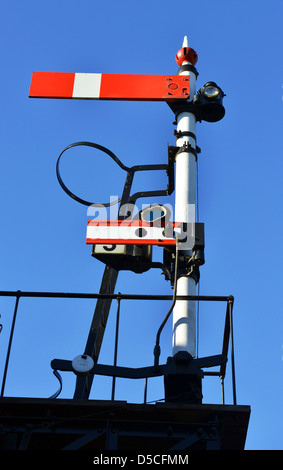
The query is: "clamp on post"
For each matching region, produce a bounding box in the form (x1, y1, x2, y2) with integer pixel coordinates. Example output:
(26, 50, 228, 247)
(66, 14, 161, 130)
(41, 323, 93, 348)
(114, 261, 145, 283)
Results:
(175, 142, 201, 161)
(163, 223, 205, 285)
(173, 130, 197, 141)
(168, 143, 201, 164)
(177, 253, 202, 284)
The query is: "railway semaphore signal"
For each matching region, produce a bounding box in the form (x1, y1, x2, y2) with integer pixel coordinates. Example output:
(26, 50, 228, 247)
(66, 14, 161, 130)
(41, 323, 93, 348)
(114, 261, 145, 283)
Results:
(29, 35, 225, 403)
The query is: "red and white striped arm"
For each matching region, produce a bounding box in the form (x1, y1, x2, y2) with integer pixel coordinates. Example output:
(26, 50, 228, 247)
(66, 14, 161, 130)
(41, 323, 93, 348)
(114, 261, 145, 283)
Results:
(29, 72, 190, 101)
(86, 220, 179, 246)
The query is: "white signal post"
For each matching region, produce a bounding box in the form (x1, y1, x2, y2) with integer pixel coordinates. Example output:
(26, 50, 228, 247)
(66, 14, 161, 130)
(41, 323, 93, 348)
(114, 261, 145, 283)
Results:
(172, 36, 198, 358)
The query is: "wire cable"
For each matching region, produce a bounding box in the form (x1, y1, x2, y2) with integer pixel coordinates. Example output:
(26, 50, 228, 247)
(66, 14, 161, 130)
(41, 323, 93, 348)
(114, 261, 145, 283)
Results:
(196, 158, 200, 357)
(49, 370, 63, 399)
(153, 237, 179, 369)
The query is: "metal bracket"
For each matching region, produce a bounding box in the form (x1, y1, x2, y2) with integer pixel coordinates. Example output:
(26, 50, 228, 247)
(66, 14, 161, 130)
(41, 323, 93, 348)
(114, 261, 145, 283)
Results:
(51, 352, 227, 404)
(63, 142, 175, 399)
(52, 352, 226, 378)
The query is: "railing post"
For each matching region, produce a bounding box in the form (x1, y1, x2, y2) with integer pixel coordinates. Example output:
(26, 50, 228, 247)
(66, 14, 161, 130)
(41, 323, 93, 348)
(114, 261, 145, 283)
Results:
(111, 293, 121, 401)
(228, 298, 237, 405)
(0, 291, 21, 397)
(220, 375, 225, 405)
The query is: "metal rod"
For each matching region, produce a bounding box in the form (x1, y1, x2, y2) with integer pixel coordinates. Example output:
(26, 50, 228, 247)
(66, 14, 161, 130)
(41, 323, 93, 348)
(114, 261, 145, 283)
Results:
(220, 375, 225, 405)
(0, 292, 20, 397)
(111, 294, 121, 401)
(228, 299, 237, 405)
(219, 298, 233, 380)
(143, 377, 148, 404)
(0, 290, 230, 302)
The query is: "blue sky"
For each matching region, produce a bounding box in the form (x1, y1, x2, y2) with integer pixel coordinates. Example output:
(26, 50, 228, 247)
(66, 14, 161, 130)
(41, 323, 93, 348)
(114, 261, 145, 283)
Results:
(0, 0, 282, 450)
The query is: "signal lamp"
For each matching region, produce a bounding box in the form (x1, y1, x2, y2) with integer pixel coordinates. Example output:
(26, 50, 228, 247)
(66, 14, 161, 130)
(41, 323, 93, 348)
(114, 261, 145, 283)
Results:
(194, 82, 225, 122)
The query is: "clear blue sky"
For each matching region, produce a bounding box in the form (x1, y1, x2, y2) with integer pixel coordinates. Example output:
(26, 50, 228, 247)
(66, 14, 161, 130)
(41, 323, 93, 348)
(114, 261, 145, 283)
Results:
(0, 0, 282, 450)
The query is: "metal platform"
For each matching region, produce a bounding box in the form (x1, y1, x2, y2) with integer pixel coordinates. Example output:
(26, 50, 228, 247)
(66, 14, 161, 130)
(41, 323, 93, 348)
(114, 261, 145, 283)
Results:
(0, 397, 250, 450)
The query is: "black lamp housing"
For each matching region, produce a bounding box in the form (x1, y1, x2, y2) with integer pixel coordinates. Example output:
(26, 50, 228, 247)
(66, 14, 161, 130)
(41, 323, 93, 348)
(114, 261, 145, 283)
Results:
(193, 81, 225, 122)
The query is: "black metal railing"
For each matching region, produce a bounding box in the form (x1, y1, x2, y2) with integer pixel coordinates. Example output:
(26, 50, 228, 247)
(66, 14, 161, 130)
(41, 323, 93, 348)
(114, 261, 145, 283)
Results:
(0, 290, 237, 405)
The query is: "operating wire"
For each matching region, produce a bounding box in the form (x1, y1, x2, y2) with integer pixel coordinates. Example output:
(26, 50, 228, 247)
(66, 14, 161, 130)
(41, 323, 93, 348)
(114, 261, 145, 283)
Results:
(48, 370, 63, 399)
(153, 236, 179, 369)
(196, 158, 200, 358)
(196, 159, 199, 224)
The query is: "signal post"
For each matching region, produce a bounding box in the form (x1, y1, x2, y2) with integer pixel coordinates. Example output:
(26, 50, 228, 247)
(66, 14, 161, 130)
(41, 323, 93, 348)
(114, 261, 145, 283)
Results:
(172, 36, 198, 359)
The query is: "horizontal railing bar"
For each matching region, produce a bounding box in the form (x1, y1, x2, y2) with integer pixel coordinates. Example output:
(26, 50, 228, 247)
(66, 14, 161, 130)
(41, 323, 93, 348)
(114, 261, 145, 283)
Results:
(0, 290, 232, 302)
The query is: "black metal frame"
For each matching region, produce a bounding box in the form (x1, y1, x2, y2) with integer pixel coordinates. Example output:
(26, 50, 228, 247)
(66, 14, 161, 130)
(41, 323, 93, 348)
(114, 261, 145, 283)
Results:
(55, 141, 175, 399)
(56, 141, 175, 208)
(0, 289, 237, 406)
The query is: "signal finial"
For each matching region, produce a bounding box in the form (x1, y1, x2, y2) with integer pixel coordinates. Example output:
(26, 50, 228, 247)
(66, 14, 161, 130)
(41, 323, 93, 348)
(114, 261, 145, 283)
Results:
(182, 36, 189, 48)
(175, 36, 198, 66)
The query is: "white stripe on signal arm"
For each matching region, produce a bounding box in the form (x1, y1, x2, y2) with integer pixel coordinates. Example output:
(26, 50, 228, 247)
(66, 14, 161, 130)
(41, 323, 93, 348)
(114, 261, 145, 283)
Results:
(72, 73, 102, 99)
